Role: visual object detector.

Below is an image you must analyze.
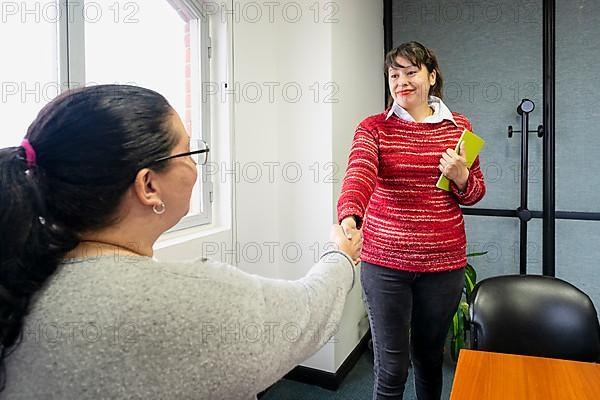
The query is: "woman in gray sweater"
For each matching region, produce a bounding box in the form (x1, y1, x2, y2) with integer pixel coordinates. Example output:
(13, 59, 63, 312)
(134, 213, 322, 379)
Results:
(0, 85, 361, 399)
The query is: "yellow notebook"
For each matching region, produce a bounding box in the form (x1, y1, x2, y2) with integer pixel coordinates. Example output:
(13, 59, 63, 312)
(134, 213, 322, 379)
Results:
(436, 129, 485, 191)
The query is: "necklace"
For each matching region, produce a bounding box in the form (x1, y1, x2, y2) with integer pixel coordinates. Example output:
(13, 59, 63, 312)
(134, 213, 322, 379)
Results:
(77, 240, 146, 257)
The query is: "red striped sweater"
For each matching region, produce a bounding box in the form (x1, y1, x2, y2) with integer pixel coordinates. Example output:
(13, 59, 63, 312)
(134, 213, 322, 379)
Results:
(337, 111, 486, 272)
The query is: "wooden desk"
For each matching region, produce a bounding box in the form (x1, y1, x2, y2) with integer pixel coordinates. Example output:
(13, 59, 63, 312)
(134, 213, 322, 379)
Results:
(449, 349, 600, 400)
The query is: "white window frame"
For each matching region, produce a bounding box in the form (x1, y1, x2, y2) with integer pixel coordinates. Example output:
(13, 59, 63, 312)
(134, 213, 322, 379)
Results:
(55, 0, 213, 230)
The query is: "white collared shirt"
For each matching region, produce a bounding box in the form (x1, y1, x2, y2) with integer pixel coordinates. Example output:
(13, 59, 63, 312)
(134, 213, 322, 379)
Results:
(385, 96, 457, 126)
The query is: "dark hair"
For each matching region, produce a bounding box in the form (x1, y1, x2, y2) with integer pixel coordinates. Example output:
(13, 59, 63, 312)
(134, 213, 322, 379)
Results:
(384, 41, 444, 99)
(0, 84, 177, 389)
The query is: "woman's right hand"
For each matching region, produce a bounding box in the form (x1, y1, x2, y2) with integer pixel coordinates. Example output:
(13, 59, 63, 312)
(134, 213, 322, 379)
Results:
(330, 224, 362, 264)
(340, 216, 358, 239)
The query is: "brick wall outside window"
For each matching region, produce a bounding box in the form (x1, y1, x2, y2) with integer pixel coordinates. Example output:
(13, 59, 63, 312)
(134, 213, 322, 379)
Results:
(184, 21, 193, 135)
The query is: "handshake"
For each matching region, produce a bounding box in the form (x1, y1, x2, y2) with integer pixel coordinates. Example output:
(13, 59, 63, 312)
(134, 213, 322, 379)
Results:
(330, 216, 363, 265)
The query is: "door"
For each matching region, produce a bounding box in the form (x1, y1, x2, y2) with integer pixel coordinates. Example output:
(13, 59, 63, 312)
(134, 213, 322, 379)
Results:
(388, 0, 599, 310)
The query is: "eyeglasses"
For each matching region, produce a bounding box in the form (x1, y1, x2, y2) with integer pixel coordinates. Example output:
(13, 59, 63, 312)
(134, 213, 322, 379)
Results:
(149, 139, 209, 166)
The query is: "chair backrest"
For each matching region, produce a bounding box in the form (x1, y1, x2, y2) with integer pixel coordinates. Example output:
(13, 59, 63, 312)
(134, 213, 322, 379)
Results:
(469, 274, 600, 362)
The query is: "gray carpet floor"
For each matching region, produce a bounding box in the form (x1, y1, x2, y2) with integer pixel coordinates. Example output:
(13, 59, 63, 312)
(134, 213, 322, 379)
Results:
(261, 347, 457, 400)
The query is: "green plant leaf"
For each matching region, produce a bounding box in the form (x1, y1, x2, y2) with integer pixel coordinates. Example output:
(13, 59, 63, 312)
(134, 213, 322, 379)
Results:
(451, 308, 465, 362)
(451, 335, 464, 361)
(450, 250, 486, 361)
(451, 337, 459, 361)
(450, 310, 463, 362)
(465, 273, 475, 299)
(465, 263, 476, 282)
(452, 311, 459, 336)
(460, 301, 469, 316)
(466, 251, 488, 258)
(457, 307, 464, 338)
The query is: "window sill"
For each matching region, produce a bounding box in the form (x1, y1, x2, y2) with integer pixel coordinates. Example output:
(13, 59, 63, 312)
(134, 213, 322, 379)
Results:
(154, 224, 231, 250)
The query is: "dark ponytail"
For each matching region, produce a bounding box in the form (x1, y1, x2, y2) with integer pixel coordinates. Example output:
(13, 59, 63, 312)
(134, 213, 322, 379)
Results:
(0, 84, 177, 389)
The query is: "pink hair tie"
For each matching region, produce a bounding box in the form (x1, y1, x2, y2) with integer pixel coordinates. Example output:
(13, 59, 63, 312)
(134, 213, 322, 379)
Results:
(21, 139, 37, 168)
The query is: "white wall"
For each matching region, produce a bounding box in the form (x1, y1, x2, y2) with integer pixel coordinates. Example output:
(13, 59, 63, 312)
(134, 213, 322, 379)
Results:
(232, 0, 384, 372)
(331, 0, 385, 368)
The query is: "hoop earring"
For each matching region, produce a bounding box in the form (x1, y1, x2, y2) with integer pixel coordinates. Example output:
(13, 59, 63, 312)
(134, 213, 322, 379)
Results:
(153, 202, 166, 215)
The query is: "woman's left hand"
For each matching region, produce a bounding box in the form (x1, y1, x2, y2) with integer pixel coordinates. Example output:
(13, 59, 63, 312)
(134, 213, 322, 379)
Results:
(439, 141, 469, 191)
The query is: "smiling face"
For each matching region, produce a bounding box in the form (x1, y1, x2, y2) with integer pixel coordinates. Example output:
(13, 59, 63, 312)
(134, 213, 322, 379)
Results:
(388, 55, 437, 113)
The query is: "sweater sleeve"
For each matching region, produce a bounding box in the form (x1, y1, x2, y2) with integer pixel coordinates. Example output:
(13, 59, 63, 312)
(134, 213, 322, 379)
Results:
(152, 252, 357, 398)
(450, 155, 486, 205)
(337, 120, 379, 227)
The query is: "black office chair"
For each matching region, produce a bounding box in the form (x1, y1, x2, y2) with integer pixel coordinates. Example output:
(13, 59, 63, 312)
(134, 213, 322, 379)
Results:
(469, 274, 600, 362)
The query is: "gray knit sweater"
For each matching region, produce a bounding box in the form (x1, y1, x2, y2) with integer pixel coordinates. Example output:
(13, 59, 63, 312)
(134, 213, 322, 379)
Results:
(2, 251, 355, 399)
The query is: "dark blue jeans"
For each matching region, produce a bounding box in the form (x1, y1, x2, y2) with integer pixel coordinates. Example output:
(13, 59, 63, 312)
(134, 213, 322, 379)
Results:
(361, 262, 465, 400)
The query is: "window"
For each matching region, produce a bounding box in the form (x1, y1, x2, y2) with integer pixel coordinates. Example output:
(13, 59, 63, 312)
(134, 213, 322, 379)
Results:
(0, 0, 59, 148)
(81, 0, 212, 228)
(1, 0, 212, 229)
(84, 1, 187, 125)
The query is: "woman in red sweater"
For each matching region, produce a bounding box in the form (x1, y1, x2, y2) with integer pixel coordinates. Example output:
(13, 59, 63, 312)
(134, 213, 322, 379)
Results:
(338, 41, 486, 399)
